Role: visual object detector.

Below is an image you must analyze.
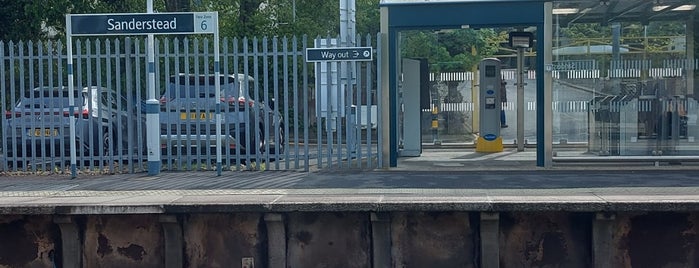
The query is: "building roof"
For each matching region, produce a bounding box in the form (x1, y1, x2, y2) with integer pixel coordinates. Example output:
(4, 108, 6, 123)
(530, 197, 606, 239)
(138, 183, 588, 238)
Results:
(553, 0, 696, 24)
(380, 0, 697, 24)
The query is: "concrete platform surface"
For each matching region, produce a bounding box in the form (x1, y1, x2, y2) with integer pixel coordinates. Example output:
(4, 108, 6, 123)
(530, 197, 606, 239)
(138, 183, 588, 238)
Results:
(2, 164, 699, 214)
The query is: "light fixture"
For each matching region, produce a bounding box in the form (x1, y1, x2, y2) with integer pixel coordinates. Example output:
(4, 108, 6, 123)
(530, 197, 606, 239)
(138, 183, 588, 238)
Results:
(653, 4, 696, 12)
(652, 5, 668, 11)
(672, 5, 696, 11)
(552, 8, 579, 15)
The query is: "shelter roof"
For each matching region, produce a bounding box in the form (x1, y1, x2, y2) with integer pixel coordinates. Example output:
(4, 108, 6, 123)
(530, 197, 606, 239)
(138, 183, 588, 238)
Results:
(380, 0, 697, 24)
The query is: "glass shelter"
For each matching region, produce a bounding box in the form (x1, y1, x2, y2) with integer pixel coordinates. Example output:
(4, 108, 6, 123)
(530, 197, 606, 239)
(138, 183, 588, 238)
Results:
(549, 0, 697, 163)
(380, 0, 697, 167)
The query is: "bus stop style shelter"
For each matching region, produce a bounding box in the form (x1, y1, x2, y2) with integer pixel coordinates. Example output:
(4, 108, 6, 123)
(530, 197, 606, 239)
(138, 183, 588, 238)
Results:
(379, 0, 553, 167)
(379, 0, 698, 168)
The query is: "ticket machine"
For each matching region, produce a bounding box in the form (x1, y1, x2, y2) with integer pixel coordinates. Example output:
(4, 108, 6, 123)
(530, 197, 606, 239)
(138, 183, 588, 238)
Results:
(476, 58, 504, 152)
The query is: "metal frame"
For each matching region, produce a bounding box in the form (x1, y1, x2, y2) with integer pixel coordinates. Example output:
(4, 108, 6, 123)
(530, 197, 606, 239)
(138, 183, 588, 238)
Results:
(380, 0, 551, 167)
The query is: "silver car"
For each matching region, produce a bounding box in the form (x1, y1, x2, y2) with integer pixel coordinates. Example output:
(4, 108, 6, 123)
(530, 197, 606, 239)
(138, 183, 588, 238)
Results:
(159, 74, 285, 158)
(2, 86, 138, 161)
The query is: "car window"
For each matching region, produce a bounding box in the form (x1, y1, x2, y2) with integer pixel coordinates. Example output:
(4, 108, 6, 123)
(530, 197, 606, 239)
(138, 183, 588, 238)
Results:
(17, 95, 84, 109)
(164, 75, 250, 100)
(99, 91, 121, 110)
(81, 87, 125, 112)
(170, 84, 242, 99)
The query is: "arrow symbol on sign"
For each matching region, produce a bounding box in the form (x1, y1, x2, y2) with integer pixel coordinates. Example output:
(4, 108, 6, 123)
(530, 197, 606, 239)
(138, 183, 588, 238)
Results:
(353, 51, 359, 57)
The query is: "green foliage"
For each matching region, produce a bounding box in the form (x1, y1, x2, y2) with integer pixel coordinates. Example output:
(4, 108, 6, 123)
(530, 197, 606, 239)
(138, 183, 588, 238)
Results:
(560, 23, 609, 40)
(1, 0, 155, 41)
(0, 0, 61, 41)
(401, 28, 504, 72)
(2, 0, 379, 41)
(559, 21, 686, 52)
(3, 1, 692, 79)
(356, 0, 380, 35)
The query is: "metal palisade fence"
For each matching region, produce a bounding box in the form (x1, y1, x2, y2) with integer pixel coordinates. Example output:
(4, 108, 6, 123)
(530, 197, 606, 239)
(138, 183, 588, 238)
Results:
(0, 34, 382, 173)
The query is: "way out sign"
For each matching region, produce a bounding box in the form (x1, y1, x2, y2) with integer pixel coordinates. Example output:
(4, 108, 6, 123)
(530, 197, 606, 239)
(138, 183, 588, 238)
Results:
(68, 12, 216, 36)
(306, 47, 373, 62)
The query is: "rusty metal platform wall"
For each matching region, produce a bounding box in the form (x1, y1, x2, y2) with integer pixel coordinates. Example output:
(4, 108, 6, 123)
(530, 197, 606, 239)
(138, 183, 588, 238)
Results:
(1, 211, 697, 268)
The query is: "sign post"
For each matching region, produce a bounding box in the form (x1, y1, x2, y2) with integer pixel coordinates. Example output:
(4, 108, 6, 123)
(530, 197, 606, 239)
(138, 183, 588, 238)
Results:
(66, 11, 219, 178)
(510, 31, 533, 152)
(305, 46, 372, 164)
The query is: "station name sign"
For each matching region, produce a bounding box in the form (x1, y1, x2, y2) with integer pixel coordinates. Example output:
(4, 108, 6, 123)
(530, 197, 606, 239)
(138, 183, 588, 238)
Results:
(69, 12, 216, 36)
(306, 47, 373, 62)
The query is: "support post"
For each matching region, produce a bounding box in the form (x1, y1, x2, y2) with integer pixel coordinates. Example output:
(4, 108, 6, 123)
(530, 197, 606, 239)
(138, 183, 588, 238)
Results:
(265, 213, 286, 268)
(371, 212, 391, 268)
(160, 215, 183, 268)
(64, 16, 77, 179)
(593, 212, 615, 268)
(472, 46, 480, 133)
(54, 216, 81, 268)
(688, 13, 695, 96)
(542, 2, 554, 167)
(517, 47, 525, 152)
(379, 7, 390, 168)
(145, 0, 161, 175)
(431, 100, 441, 145)
(480, 212, 499, 268)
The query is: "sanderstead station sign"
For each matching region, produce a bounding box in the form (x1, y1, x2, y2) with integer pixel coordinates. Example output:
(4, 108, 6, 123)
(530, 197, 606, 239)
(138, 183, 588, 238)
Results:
(69, 12, 216, 36)
(66, 11, 219, 177)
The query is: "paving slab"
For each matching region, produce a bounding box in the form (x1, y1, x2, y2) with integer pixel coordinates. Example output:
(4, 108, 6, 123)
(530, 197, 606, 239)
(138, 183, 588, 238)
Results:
(2, 148, 699, 214)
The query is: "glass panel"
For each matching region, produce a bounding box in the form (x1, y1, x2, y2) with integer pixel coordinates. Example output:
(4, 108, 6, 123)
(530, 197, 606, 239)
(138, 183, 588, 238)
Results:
(552, 0, 698, 161)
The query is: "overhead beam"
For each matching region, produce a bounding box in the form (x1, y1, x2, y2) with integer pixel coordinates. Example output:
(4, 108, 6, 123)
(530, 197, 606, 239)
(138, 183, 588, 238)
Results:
(566, 2, 605, 26)
(602, 0, 619, 24)
(605, 1, 647, 23)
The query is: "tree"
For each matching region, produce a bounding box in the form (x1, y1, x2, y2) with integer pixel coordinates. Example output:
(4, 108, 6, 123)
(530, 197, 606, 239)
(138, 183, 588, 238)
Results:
(356, 0, 380, 36)
(400, 28, 504, 136)
(165, 0, 190, 12)
(0, 1, 35, 40)
(1, 0, 383, 41)
(401, 29, 502, 73)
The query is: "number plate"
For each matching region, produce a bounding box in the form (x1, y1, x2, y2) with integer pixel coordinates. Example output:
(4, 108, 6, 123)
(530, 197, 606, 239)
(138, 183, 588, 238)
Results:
(28, 128, 58, 137)
(180, 112, 213, 120)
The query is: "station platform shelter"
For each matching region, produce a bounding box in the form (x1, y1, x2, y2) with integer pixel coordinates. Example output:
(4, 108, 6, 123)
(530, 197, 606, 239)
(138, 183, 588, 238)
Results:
(379, 0, 699, 168)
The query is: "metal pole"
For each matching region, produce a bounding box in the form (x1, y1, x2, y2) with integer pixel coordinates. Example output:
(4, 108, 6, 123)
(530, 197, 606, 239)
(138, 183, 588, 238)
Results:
(432, 98, 441, 145)
(543, 1, 553, 168)
(517, 47, 525, 152)
(66, 15, 77, 179)
(472, 46, 479, 133)
(145, 0, 161, 175)
(214, 13, 222, 176)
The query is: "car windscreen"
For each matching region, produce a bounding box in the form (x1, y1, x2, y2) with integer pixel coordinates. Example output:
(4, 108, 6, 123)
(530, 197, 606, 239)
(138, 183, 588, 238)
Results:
(17, 89, 84, 109)
(16, 96, 85, 109)
(166, 84, 245, 100)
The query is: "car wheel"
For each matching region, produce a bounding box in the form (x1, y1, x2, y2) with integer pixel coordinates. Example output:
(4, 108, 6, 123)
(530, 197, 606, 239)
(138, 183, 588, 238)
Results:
(102, 131, 113, 158)
(274, 125, 285, 155)
(254, 126, 265, 155)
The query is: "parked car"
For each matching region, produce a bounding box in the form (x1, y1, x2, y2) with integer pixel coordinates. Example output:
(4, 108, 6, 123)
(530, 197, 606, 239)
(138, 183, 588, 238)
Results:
(159, 74, 285, 158)
(2, 86, 140, 160)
